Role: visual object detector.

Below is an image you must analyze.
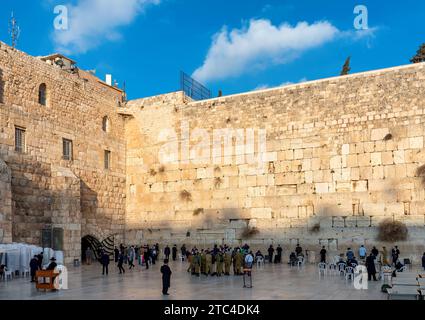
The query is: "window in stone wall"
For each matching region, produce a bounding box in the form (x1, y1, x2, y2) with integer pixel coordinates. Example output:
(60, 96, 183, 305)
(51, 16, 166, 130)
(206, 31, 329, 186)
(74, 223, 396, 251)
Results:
(102, 116, 110, 133)
(15, 126, 26, 153)
(39, 83, 47, 106)
(104, 150, 111, 170)
(62, 138, 73, 161)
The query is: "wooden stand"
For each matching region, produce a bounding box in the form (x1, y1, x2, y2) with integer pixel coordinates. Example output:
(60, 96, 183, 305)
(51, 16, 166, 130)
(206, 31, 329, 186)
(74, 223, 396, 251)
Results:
(35, 270, 59, 291)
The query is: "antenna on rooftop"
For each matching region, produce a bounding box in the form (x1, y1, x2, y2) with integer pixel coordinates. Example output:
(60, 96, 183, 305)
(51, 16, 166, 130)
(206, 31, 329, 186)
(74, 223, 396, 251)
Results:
(8, 12, 21, 48)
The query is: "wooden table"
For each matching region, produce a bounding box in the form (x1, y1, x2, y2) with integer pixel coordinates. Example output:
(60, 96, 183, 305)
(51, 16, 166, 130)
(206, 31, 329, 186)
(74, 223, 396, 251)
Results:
(388, 285, 420, 300)
(35, 270, 60, 291)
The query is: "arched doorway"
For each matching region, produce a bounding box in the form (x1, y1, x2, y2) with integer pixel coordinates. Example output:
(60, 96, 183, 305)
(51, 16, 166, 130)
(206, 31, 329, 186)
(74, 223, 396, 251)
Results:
(81, 234, 116, 263)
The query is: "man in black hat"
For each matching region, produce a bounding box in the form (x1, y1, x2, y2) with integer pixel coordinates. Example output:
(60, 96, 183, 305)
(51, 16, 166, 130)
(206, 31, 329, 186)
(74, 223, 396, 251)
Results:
(160, 259, 172, 295)
(46, 257, 57, 271)
(101, 251, 110, 275)
(30, 255, 40, 282)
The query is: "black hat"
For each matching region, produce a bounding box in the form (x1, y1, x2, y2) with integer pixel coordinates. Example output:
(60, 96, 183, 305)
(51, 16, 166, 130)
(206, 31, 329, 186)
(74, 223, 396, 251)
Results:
(50, 257, 56, 261)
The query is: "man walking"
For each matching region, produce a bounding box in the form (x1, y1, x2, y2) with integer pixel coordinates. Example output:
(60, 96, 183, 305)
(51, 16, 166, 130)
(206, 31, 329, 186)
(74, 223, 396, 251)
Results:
(160, 259, 172, 295)
(30, 255, 40, 282)
(164, 245, 171, 260)
(117, 251, 125, 274)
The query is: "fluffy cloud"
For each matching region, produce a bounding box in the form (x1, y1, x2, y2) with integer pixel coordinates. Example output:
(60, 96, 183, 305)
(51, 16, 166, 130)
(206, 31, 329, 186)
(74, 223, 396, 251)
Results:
(53, 0, 160, 54)
(193, 19, 339, 83)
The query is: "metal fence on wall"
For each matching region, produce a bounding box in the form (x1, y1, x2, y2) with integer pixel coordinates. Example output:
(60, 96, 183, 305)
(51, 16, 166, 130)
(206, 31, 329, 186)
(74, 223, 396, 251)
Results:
(180, 71, 211, 101)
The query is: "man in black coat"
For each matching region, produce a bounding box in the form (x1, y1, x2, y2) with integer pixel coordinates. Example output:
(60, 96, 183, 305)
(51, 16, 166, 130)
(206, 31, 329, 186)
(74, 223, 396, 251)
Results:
(422, 252, 425, 271)
(114, 247, 119, 263)
(160, 259, 172, 295)
(46, 257, 57, 270)
(37, 252, 43, 269)
(101, 252, 110, 275)
(172, 245, 177, 261)
(275, 245, 282, 263)
(164, 245, 171, 260)
(267, 245, 274, 263)
(320, 246, 327, 263)
(30, 255, 40, 282)
(365, 253, 377, 281)
(144, 247, 150, 269)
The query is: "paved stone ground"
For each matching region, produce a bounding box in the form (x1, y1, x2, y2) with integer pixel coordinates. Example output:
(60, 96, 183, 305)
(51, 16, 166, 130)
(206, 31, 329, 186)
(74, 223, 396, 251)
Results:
(2, 260, 419, 300)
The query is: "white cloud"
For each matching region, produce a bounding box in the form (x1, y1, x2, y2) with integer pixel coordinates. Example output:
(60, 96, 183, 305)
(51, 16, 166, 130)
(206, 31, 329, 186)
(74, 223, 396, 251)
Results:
(253, 77, 307, 91)
(53, 0, 160, 54)
(193, 19, 339, 83)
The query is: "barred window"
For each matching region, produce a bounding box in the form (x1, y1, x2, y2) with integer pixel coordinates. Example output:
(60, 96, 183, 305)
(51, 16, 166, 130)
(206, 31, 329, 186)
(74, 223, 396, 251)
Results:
(15, 126, 26, 153)
(104, 150, 111, 170)
(62, 138, 73, 161)
(39, 83, 47, 106)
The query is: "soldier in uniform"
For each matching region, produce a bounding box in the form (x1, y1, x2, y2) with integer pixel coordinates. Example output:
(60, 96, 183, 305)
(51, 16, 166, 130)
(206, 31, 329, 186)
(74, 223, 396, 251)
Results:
(235, 249, 243, 275)
(216, 251, 224, 276)
(224, 250, 232, 276)
(194, 252, 201, 277)
(205, 250, 212, 276)
(200, 250, 207, 275)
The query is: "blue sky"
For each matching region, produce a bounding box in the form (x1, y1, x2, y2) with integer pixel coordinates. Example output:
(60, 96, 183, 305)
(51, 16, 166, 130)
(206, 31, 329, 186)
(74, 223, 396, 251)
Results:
(0, 0, 424, 100)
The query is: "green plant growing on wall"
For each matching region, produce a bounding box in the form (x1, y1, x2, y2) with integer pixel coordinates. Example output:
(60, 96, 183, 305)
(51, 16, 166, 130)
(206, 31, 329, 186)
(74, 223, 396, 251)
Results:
(214, 177, 223, 188)
(180, 189, 192, 202)
(149, 169, 157, 176)
(158, 165, 165, 173)
(193, 208, 204, 216)
(309, 223, 321, 233)
(377, 219, 408, 242)
(383, 133, 393, 141)
(415, 165, 425, 186)
(241, 227, 259, 239)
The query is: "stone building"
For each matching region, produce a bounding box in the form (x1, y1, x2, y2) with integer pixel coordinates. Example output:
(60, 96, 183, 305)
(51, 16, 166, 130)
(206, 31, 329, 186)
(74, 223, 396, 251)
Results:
(1, 40, 425, 263)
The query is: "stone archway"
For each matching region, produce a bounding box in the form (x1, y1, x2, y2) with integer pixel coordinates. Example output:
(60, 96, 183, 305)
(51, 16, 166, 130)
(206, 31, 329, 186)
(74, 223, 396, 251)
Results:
(0, 159, 12, 243)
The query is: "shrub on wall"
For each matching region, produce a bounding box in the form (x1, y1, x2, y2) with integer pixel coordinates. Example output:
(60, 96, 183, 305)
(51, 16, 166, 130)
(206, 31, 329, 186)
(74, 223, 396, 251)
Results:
(180, 190, 192, 202)
(241, 227, 259, 239)
(377, 219, 408, 242)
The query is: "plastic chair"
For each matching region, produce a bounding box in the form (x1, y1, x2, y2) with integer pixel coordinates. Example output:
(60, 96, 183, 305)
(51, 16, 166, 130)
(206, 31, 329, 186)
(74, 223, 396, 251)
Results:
(22, 269, 30, 278)
(318, 263, 327, 276)
(4, 270, 13, 281)
(256, 257, 264, 268)
(345, 266, 355, 281)
(328, 263, 337, 275)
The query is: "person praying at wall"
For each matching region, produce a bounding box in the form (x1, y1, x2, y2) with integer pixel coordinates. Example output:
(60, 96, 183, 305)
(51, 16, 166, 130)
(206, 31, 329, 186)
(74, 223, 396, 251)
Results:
(160, 259, 172, 296)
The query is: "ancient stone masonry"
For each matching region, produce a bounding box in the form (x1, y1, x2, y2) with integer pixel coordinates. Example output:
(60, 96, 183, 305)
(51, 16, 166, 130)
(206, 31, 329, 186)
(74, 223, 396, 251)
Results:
(0, 41, 126, 263)
(1, 38, 425, 262)
(125, 62, 425, 258)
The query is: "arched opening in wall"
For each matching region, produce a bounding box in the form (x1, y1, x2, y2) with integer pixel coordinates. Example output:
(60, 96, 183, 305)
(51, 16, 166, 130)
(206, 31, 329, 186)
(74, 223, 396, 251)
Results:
(81, 235, 102, 263)
(38, 83, 47, 106)
(102, 116, 110, 133)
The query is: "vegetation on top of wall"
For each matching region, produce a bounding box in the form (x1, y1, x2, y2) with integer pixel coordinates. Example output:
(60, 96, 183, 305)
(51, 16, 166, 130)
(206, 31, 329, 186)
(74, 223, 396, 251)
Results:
(149, 169, 157, 176)
(241, 227, 259, 239)
(158, 165, 165, 173)
(180, 189, 192, 202)
(377, 219, 408, 242)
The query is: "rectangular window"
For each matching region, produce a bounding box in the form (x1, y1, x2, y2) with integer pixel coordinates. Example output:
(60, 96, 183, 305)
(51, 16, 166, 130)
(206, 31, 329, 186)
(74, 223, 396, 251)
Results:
(62, 138, 73, 161)
(15, 127, 26, 153)
(104, 150, 111, 170)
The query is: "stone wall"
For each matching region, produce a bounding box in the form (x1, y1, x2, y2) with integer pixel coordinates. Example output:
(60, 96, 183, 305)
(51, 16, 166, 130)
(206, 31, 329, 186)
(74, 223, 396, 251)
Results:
(125, 63, 425, 258)
(0, 41, 126, 263)
(0, 158, 12, 243)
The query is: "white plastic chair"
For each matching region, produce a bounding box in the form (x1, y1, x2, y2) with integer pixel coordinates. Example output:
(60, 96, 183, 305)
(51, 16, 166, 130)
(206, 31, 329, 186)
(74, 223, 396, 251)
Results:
(328, 263, 337, 275)
(345, 266, 355, 281)
(337, 263, 346, 275)
(256, 257, 264, 268)
(318, 263, 327, 276)
(22, 268, 30, 278)
(297, 256, 304, 269)
(4, 270, 13, 281)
